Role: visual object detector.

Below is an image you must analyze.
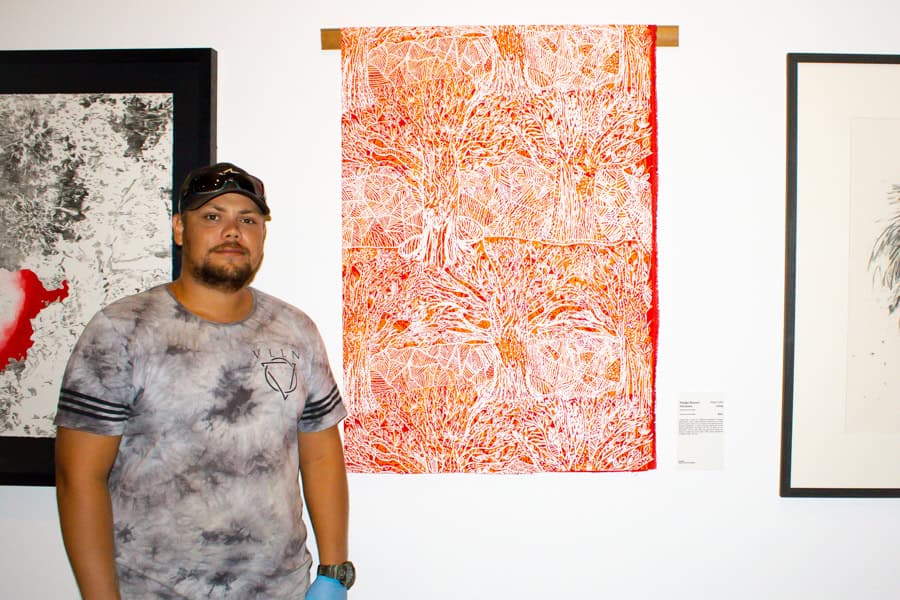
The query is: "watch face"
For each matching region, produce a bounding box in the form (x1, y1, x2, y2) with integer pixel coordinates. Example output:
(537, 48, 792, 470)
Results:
(338, 562, 356, 589)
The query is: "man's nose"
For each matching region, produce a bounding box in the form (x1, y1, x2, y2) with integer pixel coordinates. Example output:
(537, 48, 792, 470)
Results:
(222, 217, 241, 239)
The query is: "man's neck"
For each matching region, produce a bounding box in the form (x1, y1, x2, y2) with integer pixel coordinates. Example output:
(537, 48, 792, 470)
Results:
(168, 277, 254, 323)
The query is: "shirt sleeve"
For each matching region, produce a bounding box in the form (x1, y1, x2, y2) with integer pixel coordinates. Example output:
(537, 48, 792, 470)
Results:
(299, 324, 347, 433)
(55, 310, 134, 436)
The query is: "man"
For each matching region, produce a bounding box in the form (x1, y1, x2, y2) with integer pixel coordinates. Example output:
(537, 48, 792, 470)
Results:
(55, 162, 355, 599)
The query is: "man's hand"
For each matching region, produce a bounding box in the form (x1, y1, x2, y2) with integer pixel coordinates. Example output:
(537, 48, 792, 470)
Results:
(306, 576, 347, 600)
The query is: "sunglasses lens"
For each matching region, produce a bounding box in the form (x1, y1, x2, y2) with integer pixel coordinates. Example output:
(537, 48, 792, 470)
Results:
(187, 173, 223, 194)
(243, 175, 265, 197)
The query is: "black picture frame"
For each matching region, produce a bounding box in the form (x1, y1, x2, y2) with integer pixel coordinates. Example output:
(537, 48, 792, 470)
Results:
(0, 48, 217, 486)
(782, 53, 900, 497)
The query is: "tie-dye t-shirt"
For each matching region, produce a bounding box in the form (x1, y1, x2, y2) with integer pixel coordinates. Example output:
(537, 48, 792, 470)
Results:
(55, 284, 347, 598)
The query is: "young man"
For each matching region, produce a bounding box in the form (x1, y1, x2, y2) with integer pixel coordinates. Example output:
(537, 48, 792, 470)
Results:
(55, 163, 354, 599)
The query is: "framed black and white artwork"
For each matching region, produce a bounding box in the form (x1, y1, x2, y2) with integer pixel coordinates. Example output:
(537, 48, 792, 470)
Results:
(782, 53, 900, 497)
(0, 49, 217, 485)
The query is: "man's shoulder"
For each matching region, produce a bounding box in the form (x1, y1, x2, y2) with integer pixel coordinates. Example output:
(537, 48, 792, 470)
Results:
(253, 288, 306, 315)
(251, 288, 317, 328)
(99, 284, 171, 320)
(71, 285, 172, 346)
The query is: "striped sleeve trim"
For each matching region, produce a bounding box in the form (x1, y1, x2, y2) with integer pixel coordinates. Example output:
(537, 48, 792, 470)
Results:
(58, 388, 129, 423)
(302, 385, 342, 420)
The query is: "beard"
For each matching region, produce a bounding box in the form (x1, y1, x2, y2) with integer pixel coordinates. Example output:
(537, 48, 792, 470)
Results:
(189, 245, 263, 292)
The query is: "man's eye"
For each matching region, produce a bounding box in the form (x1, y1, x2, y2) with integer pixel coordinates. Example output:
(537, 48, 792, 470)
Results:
(203, 213, 219, 221)
(241, 217, 257, 225)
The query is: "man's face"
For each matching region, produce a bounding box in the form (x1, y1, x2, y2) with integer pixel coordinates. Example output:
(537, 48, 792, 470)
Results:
(173, 192, 267, 292)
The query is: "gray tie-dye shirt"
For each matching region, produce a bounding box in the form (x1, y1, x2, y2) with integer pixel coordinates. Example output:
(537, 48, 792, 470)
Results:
(55, 284, 347, 599)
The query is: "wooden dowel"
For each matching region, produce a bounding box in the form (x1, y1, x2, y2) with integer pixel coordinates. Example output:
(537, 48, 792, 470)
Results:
(656, 25, 678, 47)
(321, 26, 678, 50)
(321, 28, 341, 50)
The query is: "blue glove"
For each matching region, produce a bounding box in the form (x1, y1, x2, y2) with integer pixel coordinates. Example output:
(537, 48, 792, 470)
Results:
(306, 575, 347, 600)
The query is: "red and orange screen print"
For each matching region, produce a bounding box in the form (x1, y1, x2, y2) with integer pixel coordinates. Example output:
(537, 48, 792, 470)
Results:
(341, 25, 658, 473)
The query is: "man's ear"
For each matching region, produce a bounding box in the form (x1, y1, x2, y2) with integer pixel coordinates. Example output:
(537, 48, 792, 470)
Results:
(172, 213, 184, 247)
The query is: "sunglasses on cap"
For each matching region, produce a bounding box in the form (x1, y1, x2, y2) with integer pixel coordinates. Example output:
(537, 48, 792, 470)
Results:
(178, 162, 269, 215)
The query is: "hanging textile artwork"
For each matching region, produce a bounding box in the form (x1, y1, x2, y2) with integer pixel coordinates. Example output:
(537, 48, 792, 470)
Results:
(341, 25, 658, 472)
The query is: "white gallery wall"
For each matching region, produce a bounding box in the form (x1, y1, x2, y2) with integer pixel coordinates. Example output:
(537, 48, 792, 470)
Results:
(2, 0, 899, 598)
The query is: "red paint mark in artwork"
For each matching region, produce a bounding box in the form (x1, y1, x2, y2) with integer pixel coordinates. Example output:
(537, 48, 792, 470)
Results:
(0, 269, 69, 372)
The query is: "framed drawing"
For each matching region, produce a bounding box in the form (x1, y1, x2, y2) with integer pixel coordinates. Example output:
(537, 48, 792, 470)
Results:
(782, 53, 900, 497)
(0, 49, 217, 485)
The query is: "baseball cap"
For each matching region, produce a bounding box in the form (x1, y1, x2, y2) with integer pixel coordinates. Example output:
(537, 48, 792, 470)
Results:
(177, 162, 269, 215)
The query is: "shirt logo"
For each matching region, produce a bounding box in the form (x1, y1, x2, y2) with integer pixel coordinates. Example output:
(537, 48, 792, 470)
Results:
(262, 357, 297, 400)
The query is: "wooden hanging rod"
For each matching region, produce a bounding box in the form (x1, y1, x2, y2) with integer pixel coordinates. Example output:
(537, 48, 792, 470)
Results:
(321, 26, 678, 50)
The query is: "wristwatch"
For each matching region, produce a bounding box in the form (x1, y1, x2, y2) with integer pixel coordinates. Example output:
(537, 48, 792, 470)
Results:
(317, 561, 356, 590)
